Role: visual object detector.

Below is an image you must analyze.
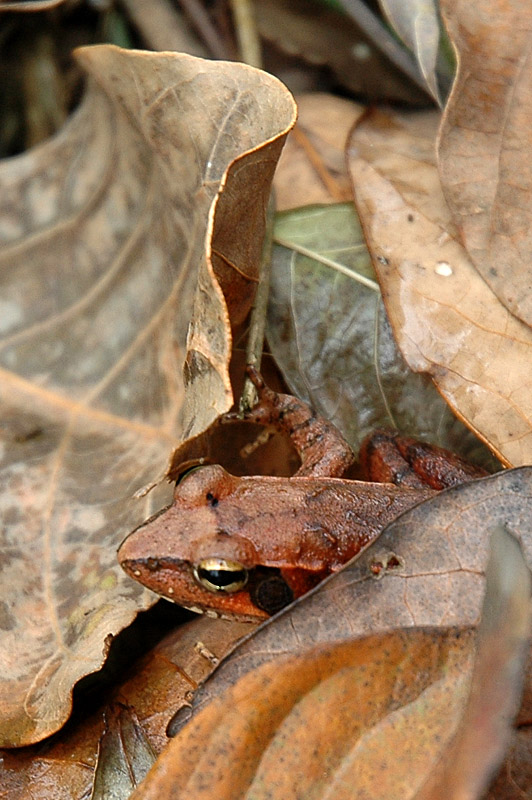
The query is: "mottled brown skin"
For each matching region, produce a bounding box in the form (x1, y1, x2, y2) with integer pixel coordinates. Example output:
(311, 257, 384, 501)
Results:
(118, 369, 488, 621)
(359, 429, 488, 490)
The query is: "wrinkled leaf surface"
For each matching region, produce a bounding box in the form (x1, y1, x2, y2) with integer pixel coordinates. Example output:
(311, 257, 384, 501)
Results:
(0, 44, 295, 745)
(438, 0, 532, 327)
(349, 110, 532, 466)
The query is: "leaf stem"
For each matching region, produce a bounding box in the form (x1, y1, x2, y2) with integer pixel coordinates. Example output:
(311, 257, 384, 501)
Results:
(240, 193, 276, 412)
(230, 0, 262, 69)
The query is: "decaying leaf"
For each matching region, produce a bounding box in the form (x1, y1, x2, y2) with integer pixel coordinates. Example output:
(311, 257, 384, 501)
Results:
(0, 614, 252, 798)
(348, 109, 532, 466)
(266, 202, 497, 467)
(0, 44, 295, 746)
(438, 0, 532, 327)
(129, 524, 530, 799)
(170, 468, 532, 734)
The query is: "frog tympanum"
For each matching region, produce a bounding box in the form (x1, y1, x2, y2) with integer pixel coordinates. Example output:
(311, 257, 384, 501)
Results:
(118, 369, 488, 621)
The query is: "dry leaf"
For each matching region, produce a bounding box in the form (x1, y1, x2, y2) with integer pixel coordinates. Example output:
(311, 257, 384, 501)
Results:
(379, 0, 442, 104)
(267, 202, 497, 467)
(0, 44, 295, 746)
(134, 629, 477, 799)
(254, 0, 430, 105)
(348, 109, 532, 466)
(129, 525, 530, 799)
(273, 94, 364, 210)
(438, 0, 532, 327)
(170, 467, 532, 734)
(0, 615, 252, 798)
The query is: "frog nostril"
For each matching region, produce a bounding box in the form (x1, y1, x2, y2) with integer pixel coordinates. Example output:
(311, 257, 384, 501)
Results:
(206, 492, 219, 507)
(193, 558, 248, 593)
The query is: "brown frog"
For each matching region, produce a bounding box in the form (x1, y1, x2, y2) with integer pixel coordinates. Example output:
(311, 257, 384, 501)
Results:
(118, 369, 488, 621)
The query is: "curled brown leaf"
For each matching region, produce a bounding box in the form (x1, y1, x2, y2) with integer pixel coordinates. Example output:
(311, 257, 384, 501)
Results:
(0, 44, 295, 746)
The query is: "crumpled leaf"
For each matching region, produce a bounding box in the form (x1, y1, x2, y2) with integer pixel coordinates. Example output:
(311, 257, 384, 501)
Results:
(170, 467, 532, 734)
(0, 614, 252, 798)
(129, 524, 530, 800)
(438, 0, 532, 328)
(348, 109, 532, 466)
(378, 0, 443, 105)
(266, 202, 497, 467)
(0, 44, 295, 746)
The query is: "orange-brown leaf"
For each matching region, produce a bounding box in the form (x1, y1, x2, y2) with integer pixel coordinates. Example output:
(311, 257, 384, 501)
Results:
(124, 521, 532, 800)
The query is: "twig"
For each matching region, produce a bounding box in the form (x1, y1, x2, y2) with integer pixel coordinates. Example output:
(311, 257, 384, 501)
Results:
(291, 125, 346, 202)
(239, 193, 276, 412)
(230, 0, 262, 68)
(178, 0, 232, 60)
(121, 0, 207, 56)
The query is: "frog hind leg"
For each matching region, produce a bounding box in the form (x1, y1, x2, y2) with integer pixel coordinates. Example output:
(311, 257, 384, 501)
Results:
(225, 367, 355, 478)
(360, 429, 489, 490)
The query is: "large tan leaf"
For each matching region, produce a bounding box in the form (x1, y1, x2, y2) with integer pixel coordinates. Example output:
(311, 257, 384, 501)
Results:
(438, 0, 532, 327)
(0, 44, 295, 746)
(130, 525, 531, 800)
(348, 110, 532, 466)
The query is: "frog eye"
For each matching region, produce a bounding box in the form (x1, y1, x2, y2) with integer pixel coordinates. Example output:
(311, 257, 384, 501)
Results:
(193, 558, 248, 593)
(175, 461, 207, 484)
